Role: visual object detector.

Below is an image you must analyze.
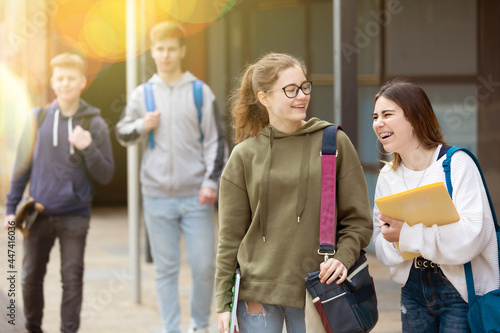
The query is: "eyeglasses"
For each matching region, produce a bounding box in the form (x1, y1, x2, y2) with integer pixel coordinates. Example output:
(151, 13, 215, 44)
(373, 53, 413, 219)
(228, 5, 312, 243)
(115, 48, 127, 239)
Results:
(266, 81, 313, 98)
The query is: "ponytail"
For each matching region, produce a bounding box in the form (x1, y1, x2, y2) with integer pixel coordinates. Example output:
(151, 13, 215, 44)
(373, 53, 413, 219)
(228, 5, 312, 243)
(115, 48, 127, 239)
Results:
(231, 64, 269, 143)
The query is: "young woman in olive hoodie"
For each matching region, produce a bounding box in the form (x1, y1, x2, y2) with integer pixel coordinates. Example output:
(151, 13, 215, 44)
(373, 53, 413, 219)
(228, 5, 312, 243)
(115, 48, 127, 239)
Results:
(215, 53, 373, 333)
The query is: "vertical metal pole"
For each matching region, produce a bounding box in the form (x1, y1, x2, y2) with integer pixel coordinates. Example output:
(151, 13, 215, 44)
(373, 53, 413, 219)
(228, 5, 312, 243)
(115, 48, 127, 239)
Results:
(332, 0, 358, 147)
(139, 0, 153, 264)
(126, 0, 141, 304)
(333, 0, 342, 125)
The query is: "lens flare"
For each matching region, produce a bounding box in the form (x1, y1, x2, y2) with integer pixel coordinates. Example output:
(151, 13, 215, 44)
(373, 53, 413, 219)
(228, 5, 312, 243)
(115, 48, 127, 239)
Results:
(83, 1, 128, 61)
(0, 63, 36, 194)
(55, 0, 133, 62)
(158, 0, 237, 24)
(51, 0, 237, 62)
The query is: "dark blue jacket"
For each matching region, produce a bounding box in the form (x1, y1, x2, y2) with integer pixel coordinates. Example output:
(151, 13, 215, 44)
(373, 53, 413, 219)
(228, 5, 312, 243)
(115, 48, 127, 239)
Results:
(6, 99, 114, 216)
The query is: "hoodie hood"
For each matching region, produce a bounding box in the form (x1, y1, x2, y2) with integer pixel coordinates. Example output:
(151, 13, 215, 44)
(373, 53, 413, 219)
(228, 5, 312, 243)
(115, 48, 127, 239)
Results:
(49, 98, 101, 119)
(259, 117, 333, 139)
(149, 71, 197, 88)
(49, 99, 101, 155)
(258, 117, 332, 242)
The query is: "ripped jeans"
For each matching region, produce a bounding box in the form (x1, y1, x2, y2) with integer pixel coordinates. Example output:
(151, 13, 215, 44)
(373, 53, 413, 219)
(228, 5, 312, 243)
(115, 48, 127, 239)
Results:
(236, 301, 305, 333)
(400, 265, 470, 332)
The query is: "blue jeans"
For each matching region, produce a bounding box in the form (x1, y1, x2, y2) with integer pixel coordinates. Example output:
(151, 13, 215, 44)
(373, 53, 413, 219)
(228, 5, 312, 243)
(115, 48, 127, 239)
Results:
(236, 301, 305, 333)
(143, 196, 216, 333)
(401, 265, 471, 332)
(22, 215, 90, 333)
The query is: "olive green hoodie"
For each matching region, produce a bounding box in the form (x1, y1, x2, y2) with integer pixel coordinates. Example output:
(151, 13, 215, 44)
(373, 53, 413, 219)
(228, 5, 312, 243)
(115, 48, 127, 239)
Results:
(215, 117, 372, 312)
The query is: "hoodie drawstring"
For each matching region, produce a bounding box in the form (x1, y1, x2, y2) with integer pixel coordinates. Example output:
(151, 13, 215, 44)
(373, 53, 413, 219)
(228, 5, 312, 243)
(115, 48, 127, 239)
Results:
(296, 133, 311, 222)
(53, 108, 75, 155)
(68, 116, 74, 155)
(259, 127, 274, 243)
(53, 109, 59, 148)
(258, 128, 313, 242)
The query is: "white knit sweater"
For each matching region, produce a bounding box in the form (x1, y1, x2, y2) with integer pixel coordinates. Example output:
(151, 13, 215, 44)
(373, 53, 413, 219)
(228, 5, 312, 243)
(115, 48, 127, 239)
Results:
(372, 145, 499, 302)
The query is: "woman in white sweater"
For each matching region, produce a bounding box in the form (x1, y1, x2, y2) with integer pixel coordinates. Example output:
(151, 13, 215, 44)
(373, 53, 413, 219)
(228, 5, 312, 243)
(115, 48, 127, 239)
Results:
(371, 79, 499, 332)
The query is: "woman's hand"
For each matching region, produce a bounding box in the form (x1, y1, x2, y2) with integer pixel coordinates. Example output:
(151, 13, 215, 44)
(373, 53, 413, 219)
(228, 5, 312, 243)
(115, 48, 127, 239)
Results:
(218, 311, 232, 333)
(379, 214, 404, 242)
(319, 258, 347, 285)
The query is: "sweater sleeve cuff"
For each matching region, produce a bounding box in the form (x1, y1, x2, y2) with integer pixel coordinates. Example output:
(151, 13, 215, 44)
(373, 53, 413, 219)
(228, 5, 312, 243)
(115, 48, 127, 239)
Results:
(135, 118, 146, 134)
(6, 204, 16, 216)
(216, 294, 233, 313)
(202, 178, 218, 191)
(399, 223, 423, 253)
(80, 141, 97, 156)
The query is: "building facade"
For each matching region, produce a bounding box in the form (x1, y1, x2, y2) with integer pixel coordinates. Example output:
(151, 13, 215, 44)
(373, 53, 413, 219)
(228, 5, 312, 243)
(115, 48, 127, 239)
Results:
(1, 0, 499, 209)
(205, 0, 500, 209)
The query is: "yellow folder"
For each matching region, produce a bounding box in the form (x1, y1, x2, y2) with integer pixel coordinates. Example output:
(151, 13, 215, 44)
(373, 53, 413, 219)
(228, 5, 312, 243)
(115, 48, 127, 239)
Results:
(375, 182, 460, 260)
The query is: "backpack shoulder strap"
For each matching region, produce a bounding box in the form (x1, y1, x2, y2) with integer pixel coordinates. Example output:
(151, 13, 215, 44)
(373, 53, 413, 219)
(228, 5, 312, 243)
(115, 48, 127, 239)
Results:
(442, 146, 499, 304)
(79, 115, 96, 130)
(142, 82, 156, 148)
(319, 125, 343, 256)
(143, 82, 156, 112)
(442, 147, 497, 224)
(437, 144, 452, 160)
(36, 107, 48, 128)
(193, 79, 204, 142)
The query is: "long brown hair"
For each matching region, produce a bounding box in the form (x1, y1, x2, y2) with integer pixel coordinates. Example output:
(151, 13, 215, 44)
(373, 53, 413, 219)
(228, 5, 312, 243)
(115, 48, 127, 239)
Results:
(374, 79, 447, 170)
(229, 53, 307, 143)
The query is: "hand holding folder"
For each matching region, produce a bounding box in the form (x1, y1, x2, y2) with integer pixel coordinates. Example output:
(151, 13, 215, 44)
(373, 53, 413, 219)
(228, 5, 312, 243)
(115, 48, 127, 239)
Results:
(375, 182, 460, 260)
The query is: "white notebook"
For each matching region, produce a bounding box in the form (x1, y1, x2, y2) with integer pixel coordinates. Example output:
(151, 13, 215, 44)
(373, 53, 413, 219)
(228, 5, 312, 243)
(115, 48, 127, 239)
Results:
(229, 268, 241, 333)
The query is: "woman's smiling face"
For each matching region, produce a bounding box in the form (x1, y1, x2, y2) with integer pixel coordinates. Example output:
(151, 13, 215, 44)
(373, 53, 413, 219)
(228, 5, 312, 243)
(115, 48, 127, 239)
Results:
(259, 65, 310, 133)
(372, 95, 414, 154)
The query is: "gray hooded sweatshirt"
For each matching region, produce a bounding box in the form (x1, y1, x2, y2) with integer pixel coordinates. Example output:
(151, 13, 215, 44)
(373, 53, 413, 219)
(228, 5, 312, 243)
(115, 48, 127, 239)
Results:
(116, 72, 227, 197)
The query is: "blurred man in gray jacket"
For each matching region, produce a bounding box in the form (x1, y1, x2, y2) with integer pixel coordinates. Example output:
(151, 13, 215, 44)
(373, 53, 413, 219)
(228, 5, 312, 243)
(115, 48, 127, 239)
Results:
(116, 21, 226, 333)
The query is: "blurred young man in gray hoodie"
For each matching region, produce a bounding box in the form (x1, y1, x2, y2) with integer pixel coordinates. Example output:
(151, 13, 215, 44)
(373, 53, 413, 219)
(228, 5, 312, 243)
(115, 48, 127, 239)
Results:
(116, 21, 227, 333)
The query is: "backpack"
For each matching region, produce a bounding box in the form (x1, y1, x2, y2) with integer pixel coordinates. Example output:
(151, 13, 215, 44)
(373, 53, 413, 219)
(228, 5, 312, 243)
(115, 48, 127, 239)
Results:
(441, 145, 500, 333)
(143, 79, 204, 148)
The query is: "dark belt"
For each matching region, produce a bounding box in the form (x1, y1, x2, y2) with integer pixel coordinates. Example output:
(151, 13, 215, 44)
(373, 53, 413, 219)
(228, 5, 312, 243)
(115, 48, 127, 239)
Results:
(414, 257, 439, 270)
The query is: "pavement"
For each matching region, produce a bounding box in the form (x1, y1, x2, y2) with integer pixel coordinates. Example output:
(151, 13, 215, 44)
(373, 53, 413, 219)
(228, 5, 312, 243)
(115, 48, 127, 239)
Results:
(0, 206, 402, 333)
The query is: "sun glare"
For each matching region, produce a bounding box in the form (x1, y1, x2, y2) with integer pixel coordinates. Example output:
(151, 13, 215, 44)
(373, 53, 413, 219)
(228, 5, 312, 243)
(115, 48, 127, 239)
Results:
(50, 0, 236, 63)
(0, 63, 36, 189)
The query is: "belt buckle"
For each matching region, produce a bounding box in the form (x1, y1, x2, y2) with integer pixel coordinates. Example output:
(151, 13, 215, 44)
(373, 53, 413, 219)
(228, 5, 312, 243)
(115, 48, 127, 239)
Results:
(414, 257, 424, 269)
(414, 257, 438, 270)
